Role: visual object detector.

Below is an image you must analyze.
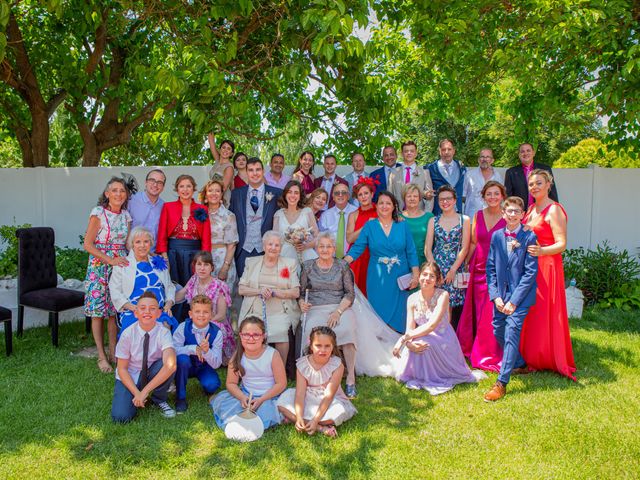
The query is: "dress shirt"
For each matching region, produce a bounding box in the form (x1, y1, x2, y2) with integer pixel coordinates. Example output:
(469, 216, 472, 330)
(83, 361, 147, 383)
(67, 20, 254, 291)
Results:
(115, 323, 174, 383)
(128, 191, 165, 241)
(462, 167, 504, 217)
(320, 174, 336, 196)
(505, 225, 522, 255)
(173, 322, 223, 370)
(384, 165, 395, 185)
(438, 159, 461, 186)
(400, 163, 419, 183)
(264, 171, 291, 190)
(318, 204, 358, 250)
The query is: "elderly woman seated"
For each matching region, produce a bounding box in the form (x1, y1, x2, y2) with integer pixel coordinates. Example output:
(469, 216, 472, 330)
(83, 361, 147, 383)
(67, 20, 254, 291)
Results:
(298, 231, 358, 398)
(109, 226, 177, 334)
(238, 231, 300, 366)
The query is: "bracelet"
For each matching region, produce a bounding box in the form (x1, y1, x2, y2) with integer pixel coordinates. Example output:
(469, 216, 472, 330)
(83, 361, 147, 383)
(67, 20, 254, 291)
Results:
(336, 308, 343, 315)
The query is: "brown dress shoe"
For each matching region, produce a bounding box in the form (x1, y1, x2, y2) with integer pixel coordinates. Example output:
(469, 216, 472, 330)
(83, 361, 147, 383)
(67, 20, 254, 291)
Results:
(512, 367, 530, 375)
(484, 382, 507, 402)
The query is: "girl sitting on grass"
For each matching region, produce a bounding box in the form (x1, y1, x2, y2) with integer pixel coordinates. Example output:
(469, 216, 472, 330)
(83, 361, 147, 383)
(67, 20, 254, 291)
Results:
(277, 326, 357, 438)
(211, 316, 287, 430)
(175, 251, 234, 364)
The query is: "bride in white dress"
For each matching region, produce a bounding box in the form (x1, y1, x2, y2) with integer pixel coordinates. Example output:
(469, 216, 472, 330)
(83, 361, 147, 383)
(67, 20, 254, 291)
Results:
(273, 180, 319, 266)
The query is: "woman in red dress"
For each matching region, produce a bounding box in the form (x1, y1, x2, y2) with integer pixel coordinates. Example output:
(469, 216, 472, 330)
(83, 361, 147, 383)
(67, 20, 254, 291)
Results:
(519, 169, 576, 380)
(346, 178, 377, 296)
(233, 152, 249, 188)
(292, 151, 316, 194)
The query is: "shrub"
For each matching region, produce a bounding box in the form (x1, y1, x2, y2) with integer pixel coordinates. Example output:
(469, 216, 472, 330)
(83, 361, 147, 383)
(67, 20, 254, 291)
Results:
(598, 281, 640, 311)
(555, 138, 640, 168)
(0, 223, 32, 277)
(563, 241, 640, 305)
(55, 244, 89, 281)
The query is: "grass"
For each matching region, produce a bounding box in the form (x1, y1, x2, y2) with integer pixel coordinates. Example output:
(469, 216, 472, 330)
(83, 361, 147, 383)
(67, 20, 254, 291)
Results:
(0, 309, 639, 479)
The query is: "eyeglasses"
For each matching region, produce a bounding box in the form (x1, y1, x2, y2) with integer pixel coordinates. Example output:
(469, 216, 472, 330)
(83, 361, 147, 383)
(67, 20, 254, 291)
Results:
(504, 208, 523, 215)
(146, 178, 165, 186)
(334, 191, 349, 196)
(438, 196, 455, 202)
(239, 333, 264, 340)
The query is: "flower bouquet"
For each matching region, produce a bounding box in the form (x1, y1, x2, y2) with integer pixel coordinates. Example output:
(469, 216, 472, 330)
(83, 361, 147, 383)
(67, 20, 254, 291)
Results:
(284, 226, 313, 264)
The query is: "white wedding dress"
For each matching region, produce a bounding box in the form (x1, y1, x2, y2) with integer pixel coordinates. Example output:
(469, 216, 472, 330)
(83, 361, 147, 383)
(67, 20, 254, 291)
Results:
(274, 207, 319, 264)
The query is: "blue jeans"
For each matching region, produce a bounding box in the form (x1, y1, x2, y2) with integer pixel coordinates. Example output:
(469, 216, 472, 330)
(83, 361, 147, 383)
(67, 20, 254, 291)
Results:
(111, 359, 175, 423)
(493, 305, 529, 385)
(175, 354, 221, 401)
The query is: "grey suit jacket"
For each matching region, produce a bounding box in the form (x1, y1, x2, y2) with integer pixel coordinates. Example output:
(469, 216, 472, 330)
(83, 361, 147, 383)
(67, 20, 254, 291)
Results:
(388, 164, 434, 212)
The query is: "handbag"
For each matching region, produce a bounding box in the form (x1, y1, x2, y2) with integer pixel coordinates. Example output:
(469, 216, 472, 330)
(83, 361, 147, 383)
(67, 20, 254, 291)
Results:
(453, 214, 469, 289)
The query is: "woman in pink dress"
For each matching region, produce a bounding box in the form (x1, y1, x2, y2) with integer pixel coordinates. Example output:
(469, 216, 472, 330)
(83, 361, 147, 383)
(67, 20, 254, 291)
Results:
(456, 181, 506, 372)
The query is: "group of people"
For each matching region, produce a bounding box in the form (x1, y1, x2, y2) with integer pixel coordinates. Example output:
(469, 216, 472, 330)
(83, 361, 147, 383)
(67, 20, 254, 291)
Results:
(82, 136, 576, 437)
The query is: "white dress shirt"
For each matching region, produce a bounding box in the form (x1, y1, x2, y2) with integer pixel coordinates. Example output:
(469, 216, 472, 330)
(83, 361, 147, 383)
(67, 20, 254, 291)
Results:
(318, 203, 358, 250)
(173, 322, 223, 370)
(462, 167, 504, 217)
(115, 323, 174, 383)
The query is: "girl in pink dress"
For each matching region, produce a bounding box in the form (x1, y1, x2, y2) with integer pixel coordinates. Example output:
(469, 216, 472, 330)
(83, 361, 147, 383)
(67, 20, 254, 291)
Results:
(456, 181, 506, 372)
(176, 251, 234, 364)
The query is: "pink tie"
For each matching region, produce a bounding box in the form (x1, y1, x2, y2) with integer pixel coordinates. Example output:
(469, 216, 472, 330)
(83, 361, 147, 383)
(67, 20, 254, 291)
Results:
(405, 167, 411, 183)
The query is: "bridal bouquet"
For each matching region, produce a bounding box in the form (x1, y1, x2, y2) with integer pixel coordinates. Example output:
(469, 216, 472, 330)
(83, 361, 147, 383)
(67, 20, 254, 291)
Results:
(284, 226, 313, 263)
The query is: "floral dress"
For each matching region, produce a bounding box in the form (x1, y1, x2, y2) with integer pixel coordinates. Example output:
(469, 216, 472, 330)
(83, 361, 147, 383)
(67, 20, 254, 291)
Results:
(208, 205, 239, 294)
(84, 206, 131, 317)
(184, 275, 235, 364)
(433, 214, 466, 307)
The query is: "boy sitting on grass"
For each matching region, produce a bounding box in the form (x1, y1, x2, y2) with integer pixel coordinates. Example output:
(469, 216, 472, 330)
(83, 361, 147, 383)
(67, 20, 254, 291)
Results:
(172, 294, 223, 413)
(111, 291, 177, 422)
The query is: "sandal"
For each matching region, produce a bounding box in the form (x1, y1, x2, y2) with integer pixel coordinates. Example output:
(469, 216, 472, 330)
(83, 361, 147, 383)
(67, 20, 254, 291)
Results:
(97, 358, 113, 373)
(318, 425, 338, 438)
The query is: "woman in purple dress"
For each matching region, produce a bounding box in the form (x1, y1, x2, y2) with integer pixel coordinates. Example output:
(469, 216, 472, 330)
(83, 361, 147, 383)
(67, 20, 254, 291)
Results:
(456, 181, 506, 372)
(393, 261, 483, 395)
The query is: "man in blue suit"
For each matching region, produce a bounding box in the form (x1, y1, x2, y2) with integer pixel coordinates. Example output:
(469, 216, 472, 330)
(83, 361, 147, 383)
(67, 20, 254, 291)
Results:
(425, 139, 466, 214)
(484, 196, 538, 402)
(229, 157, 282, 277)
(370, 145, 400, 202)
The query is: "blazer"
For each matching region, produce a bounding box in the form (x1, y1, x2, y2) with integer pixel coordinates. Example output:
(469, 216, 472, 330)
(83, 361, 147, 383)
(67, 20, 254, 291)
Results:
(369, 163, 400, 202)
(486, 228, 538, 309)
(156, 200, 211, 253)
(426, 159, 466, 215)
(388, 164, 434, 212)
(344, 171, 368, 192)
(109, 251, 176, 311)
(229, 184, 282, 257)
(504, 162, 559, 209)
(313, 175, 349, 208)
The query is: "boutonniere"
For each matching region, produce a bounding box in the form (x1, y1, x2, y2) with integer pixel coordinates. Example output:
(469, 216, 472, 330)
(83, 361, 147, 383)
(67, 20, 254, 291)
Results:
(333, 180, 341, 187)
(265, 192, 274, 202)
(512, 240, 521, 250)
(280, 267, 290, 279)
(150, 255, 168, 271)
(193, 207, 208, 223)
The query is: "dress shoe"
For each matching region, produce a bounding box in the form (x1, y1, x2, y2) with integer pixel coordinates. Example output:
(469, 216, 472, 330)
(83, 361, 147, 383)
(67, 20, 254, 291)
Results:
(512, 367, 531, 375)
(483, 382, 506, 402)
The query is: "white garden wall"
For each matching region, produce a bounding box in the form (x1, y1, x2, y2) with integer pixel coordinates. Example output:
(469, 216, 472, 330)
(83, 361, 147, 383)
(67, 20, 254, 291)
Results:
(0, 165, 638, 256)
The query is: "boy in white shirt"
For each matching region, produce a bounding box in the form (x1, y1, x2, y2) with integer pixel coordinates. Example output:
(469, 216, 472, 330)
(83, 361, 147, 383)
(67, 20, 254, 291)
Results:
(111, 291, 177, 422)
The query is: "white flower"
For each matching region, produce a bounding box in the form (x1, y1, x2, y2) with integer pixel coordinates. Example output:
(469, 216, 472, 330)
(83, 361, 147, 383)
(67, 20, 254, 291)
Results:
(265, 192, 274, 202)
(378, 256, 401, 273)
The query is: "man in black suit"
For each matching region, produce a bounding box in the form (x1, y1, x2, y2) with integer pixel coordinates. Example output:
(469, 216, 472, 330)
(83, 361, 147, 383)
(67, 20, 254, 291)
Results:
(229, 157, 282, 277)
(505, 143, 559, 209)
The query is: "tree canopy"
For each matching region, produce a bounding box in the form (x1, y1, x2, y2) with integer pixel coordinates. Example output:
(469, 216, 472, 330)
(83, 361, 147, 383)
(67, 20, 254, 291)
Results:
(0, 0, 638, 167)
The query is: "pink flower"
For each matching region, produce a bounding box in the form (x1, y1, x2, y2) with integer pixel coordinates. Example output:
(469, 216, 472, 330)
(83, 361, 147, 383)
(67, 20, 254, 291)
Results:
(91, 291, 100, 299)
(89, 272, 97, 281)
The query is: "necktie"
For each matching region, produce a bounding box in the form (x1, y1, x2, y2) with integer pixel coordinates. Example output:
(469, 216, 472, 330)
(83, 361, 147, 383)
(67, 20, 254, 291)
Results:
(444, 164, 452, 177)
(140, 332, 150, 388)
(336, 211, 345, 258)
(405, 167, 411, 183)
(250, 189, 259, 213)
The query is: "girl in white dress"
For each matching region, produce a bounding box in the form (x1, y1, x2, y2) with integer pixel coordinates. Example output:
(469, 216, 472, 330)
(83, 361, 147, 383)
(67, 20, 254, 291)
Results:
(277, 326, 356, 438)
(273, 180, 318, 266)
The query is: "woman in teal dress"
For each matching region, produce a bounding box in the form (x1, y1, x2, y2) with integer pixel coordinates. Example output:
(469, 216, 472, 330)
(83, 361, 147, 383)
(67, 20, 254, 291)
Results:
(344, 191, 420, 333)
(400, 183, 434, 267)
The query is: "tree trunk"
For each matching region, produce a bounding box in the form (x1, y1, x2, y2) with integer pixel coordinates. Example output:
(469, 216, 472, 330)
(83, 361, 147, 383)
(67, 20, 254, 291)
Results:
(30, 109, 50, 167)
(78, 123, 101, 167)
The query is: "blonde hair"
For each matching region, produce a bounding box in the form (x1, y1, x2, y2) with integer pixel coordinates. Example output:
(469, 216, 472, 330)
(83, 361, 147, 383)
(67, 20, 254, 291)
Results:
(529, 169, 554, 185)
(198, 178, 225, 205)
(402, 183, 423, 200)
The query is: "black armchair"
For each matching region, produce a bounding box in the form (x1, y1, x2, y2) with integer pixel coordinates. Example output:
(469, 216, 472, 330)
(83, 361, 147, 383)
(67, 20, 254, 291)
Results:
(16, 227, 90, 346)
(0, 306, 12, 355)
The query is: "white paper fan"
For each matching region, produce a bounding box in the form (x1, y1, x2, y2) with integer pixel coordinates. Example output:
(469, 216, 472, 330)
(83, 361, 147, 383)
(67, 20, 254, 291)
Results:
(224, 392, 264, 442)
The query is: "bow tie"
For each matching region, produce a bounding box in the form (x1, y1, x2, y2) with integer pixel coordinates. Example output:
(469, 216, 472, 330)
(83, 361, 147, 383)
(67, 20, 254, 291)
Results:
(504, 231, 517, 238)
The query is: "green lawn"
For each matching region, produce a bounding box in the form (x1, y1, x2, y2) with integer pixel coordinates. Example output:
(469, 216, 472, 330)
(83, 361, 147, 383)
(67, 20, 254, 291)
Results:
(1, 309, 639, 479)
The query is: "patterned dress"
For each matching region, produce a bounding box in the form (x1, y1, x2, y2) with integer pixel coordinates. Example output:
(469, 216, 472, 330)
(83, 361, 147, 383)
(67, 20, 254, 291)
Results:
(184, 275, 235, 364)
(84, 206, 131, 317)
(117, 261, 178, 333)
(432, 214, 466, 307)
(208, 205, 239, 294)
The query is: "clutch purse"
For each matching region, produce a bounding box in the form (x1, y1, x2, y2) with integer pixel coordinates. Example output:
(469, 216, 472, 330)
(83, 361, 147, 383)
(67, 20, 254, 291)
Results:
(396, 273, 413, 290)
(453, 270, 470, 289)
